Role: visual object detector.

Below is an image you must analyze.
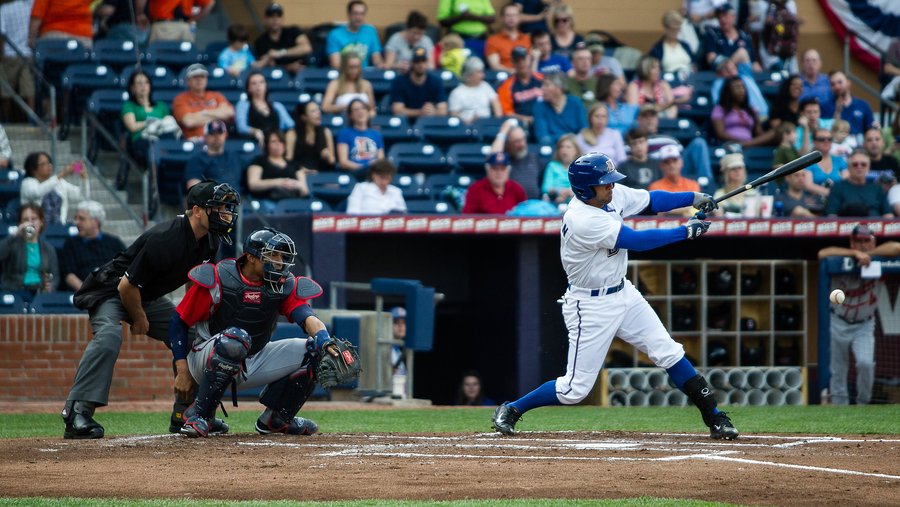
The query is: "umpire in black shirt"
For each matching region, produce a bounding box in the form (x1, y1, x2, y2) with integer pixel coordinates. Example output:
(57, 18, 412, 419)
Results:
(62, 180, 241, 439)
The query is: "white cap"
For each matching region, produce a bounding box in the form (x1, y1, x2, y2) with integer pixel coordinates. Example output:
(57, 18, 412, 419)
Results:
(658, 144, 681, 160)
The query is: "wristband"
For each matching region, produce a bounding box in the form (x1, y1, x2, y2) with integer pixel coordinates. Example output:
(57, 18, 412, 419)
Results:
(314, 329, 330, 350)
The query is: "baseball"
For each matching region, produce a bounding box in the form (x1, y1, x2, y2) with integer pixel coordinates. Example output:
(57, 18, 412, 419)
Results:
(830, 289, 845, 304)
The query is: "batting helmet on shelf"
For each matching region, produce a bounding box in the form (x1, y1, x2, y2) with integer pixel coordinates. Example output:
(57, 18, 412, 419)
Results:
(672, 266, 698, 295)
(708, 267, 736, 295)
(775, 268, 797, 294)
(739, 317, 757, 332)
(775, 305, 801, 330)
(568, 152, 626, 202)
(672, 303, 697, 331)
(741, 341, 765, 366)
(775, 341, 800, 366)
(740, 270, 762, 295)
(707, 340, 729, 366)
(707, 302, 733, 330)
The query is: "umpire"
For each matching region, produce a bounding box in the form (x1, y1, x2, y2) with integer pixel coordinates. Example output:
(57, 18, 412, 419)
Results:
(61, 180, 241, 439)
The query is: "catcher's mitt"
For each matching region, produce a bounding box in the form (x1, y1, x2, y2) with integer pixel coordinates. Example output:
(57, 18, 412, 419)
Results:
(315, 337, 362, 388)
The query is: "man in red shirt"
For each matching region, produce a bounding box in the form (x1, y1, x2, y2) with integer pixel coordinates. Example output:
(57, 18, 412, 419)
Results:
(463, 152, 527, 214)
(145, 0, 215, 42)
(29, 0, 93, 48)
(485, 3, 531, 72)
(648, 144, 700, 217)
(172, 64, 234, 140)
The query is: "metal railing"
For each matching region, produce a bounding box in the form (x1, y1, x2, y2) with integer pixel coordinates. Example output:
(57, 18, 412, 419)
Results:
(842, 30, 899, 125)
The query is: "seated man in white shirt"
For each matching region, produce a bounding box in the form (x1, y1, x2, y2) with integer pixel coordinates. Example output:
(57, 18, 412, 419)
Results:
(346, 159, 407, 214)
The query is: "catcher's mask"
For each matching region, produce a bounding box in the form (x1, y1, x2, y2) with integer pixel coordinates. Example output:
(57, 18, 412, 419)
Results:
(243, 228, 296, 292)
(189, 181, 241, 245)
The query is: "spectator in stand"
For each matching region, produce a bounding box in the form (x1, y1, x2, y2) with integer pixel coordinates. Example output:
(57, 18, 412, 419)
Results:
(650, 10, 696, 79)
(712, 153, 757, 217)
(618, 127, 661, 190)
(863, 127, 900, 181)
(626, 55, 677, 119)
(336, 98, 384, 177)
(218, 24, 260, 78)
(636, 105, 713, 185)
(830, 120, 857, 161)
(541, 134, 579, 203)
(292, 101, 335, 171)
(390, 47, 448, 119)
(322, 52, 376, 116)
(566, 46, 599, 109)
(456, 371, 496, 406)
(384, 11, 435, 72)
(438, 33, 468, 78)
(795, 97, 833, 154)
(547, 4, 583, 59)
(0, 204, 58, 297)
(759, 0, 800, 73)
(711, 76, 769, 147)
(491, 119, 543, 199)
(775, 167, 824, 217)
(486, 3, 531, 72)
(830, 71, 876, 136)
(596, 74, 638, 135)
(253, 3, 312, 75)
(246, 131, 308, 213)
(448, 57, 502, 124)
(880, 172, 900, 216)
(702, 3, 760, 72)
(773, 121, 799, 168)
(515, 0, 550, 34)
(346, 159, 407, 215)
(648, 144, 699, 217)
(235, 71, 296, 148)
(437, 0, 495, 59)
(533, 72, 587, 145)
(683, 0, 719, 38)
(146, 0, 214, 43)
(767, 74, 803, 133)
(531, 30, 571, 75)
(462, 152, 527, 214)
(0, 124, 12, 170)
(0, 0, 35, 118)
(326, 0, 383, 69)
(28, 0, 93, 48)
(95, 0, 147, 44)
(496, 46, 543, 126)
(881, 39, 900, 104)
(584, 33, 625, 80)
(21, 151, 86, 225)
(710, 59, 769, 120)
(172, 64, 235, 141)
(184, 120, 242, 193)
(799, 49, 834, 117)
(120, 70, 174, 187)
(60, 201, 126, 292)
(576, 104, 626, 164)
(804, 128, 846, 198)
(825, 150, 893, 217)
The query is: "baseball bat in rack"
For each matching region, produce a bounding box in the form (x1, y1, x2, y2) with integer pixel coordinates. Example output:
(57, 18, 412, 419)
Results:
(713, 150, 824, 205)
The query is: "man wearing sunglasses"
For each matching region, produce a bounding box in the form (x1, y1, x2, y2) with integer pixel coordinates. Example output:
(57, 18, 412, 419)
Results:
(824, 150, 894, 218)
(818, 225, 900, 404)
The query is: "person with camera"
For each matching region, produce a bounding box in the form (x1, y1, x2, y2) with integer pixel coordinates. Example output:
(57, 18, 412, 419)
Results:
(0, 203, 59, 299)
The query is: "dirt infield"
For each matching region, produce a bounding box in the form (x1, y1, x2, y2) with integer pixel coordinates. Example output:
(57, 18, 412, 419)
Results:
(2, 430, 898, 506)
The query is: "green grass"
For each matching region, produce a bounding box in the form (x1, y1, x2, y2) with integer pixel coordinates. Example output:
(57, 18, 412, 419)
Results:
(0, 499, 751, 507)
(2, 404, 898, 439)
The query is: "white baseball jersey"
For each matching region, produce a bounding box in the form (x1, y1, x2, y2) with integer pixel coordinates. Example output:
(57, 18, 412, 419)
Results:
(561, 185, 650, 289)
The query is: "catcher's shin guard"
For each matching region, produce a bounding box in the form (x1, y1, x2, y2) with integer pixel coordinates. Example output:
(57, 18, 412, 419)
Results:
(681, 374, 739, 440)
(191, 329, 250, 421)
(258, 368, 316, 431)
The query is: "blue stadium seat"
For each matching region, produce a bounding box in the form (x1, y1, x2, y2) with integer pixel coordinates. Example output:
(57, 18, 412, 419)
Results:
(743, 146, 776, 176)
(178, 65, 239, 91)
(87, 89, 129, 117)
(62, 64, 120, 126)
(244, 67, 300, 91)
(446, 143, 492, 175)
(438, 70, 460, 93)
(530, 144, 554, 171)
(268, 90, 315, 114)
(34, 39, 92, 84)
(425, 173, 474, 196)
(152, 139, 201, 205)
(484, 69, 511, 87)
(273, 197, 330, 214)
(0, 292, 27, 314)
(93, 39, 144, 70)
(224, 139, 262, 167)
(414, 116, 479, 147)
(121, 64, 180, 90)
(146, 41, 203, 71)
(405, 199, 454, 214)
(30, 292, 82, 314)
(0, 170, 23, 209)
(473, 116, 521, 142)
(678, 93, 713, 124)
(307, 172, 355, 207)
(202, 40, 229, 65)
(362, 68, 398, 98)
(219, 89, 246, 105)
(393, 174, 430, 201)
(658, 117, 702, 145)
(43, 223, 78, 250)
(388, 142, 453, 174)
(320, 113, 347, 135)
(299, 68, 339, 95)
(4, 200, 20, 223)
(371, 115, 421, 148)
(151, 88, 182, 105)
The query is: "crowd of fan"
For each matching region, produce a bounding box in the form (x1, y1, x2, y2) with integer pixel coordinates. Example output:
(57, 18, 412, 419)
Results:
(2, 0, 900, 238)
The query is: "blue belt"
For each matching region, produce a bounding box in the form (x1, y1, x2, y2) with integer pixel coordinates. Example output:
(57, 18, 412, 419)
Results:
(568, 279, 625, 297)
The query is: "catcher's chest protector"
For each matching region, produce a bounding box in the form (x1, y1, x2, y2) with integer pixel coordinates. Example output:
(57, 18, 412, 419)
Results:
(209, 260, 291, 355)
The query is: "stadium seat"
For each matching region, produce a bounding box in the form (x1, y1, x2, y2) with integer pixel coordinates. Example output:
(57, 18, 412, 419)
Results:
(425, 173, 474, 195)
(273, 197, 330, 214)
(405, 199, 453, 214)
(393, 174, 430, 201)
(414, 116, 479, 147)
(178, 65, 238, 91)
(43, 223, 78, 250)
(362, 68, 398, 98)
(122, 65, 180, 90)
(446, 143, 492, 175)
(678, 94, 713, 125)
(484, 69, 511, 87)
(320, 113, 347, 134)
(0, 292, 27, 314)
(62, 64, 120, 126)
(244, 67, 299, 91)
(146, 41, 203, 71)
(743, 146, 776, 177)
(438, 70, 460, 93)
(220, 89, 246, 105)
(152, 139, 201, 205)
(307, 172, 355, 207)
(93, 39, 144, 70)
(473, 116, 522, 142)
(388, 142, 453, 174)
(29, 292, 82, 314)
(202, 40, 229, 65)
(268, 90, 315, 114)
(658, 117, 702, 145)
(34, 39, 92, 85)
(224, 139, 262, 168)
(300, 68, 339, 95)
(4, 200, 20, 223)
(87, 89, 129, 118)
(371, 115, 421, 148)
(0, 170, 23, 209)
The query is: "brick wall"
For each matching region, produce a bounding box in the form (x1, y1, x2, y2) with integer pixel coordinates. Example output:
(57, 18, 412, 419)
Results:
(0, 315, 174, 402)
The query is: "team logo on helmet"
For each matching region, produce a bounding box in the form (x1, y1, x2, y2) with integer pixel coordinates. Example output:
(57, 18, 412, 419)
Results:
(243, 228, 297, 293)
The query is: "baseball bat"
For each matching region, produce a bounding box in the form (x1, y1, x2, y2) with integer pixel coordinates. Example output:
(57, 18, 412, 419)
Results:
(713, 150, 823, 205)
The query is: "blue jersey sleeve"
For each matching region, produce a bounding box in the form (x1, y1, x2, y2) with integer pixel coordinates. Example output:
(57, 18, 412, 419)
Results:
(649, 190, 695, 213)
(615, 225, 686, 251)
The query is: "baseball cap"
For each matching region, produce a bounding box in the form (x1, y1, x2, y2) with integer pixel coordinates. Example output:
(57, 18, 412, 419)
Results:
(511, 45, 529, 60)
(390, 307, 407, 320)
(715, 2, 734, 14)
(851, 224, 875, 239)
(186, 180, 218, 208)
(412, 47, 429, 63)
(658, 144, 681, 161)
(185, 63, 209, 79)
(204, 119, 227, 135)
(720, 153, 745, 171)
(584, 33, 605, 53)
(265, 3, 284, 16)
(486, 152, 510, 167)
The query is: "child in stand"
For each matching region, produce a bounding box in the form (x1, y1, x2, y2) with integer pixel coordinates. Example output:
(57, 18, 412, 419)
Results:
(829, 119, 856, 161)
(773, 121, 799, 168)
(439, 33, 468, 78)
(217, 24, 259, 77)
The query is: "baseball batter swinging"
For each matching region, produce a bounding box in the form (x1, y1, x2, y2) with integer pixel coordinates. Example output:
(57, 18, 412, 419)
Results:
(492, 152, 739, 440)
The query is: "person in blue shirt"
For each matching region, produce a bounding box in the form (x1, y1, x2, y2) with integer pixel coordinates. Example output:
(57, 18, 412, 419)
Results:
(829, 71, 875, 135)
(533, 72, 587, 145)
(336, 98, 385, 179)
(390, 47, 448, 119)
(799, 49, 835, 117)
(456, 371, 497, 406)
(532, 30, 571, 75)
(702, 4, 760, 72)
(217, 24, 260, 77)
(326, 0, 384, 69)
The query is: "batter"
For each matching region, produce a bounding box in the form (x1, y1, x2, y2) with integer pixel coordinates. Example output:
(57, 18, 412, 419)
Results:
(492, 152, 739, 440)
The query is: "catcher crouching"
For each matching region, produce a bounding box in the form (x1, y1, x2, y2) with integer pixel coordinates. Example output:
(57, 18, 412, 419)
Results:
(169, 228, 360, 437)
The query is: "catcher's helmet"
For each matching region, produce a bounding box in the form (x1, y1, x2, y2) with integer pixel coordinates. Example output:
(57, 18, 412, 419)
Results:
(243, 228, 296, 293)
(188, 180, 241, 245)
(568, 152, 626, 202)
(740, 270, 762, 295)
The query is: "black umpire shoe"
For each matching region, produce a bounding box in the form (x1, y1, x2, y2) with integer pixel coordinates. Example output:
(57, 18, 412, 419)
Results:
(709, 411, 739, 440)
(62, 401, 104, 439)
(491, 403, 523, 436)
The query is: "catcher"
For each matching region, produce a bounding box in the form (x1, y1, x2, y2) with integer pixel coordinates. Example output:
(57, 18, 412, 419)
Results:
(168, 227, 360, 437)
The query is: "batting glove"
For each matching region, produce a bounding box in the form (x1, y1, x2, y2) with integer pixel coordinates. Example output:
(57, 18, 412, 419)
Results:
(693, 193, 718, 214)
(685, 214, 711, 240)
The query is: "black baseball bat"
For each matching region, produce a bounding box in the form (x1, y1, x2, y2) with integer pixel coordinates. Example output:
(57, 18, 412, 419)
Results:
(714, 150, 824, 204)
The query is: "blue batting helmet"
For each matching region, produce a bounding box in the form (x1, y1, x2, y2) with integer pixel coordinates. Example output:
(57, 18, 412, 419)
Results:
(568, 152, 626, 202)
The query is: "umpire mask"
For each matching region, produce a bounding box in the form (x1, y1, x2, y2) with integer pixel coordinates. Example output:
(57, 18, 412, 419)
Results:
(244, 228, 296, 293)
(204, 183, 241, 245)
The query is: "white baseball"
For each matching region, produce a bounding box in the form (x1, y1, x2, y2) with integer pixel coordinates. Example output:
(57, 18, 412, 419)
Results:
(830, 289, 845, 305)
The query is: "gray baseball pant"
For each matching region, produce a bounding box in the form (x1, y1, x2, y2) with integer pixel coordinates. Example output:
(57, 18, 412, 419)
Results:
(829, 316, 875, 405)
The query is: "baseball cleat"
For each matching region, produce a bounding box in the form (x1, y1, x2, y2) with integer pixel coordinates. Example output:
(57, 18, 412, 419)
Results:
(709, 411, 739, 440)
(491, 403, 522, 435)
(180, 415, 210, 438)
(172, 408, 229, 435)
(255, 416, 319, 436)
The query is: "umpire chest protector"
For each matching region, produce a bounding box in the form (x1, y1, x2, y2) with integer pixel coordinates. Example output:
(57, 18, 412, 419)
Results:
(192, 259, 293, 356)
